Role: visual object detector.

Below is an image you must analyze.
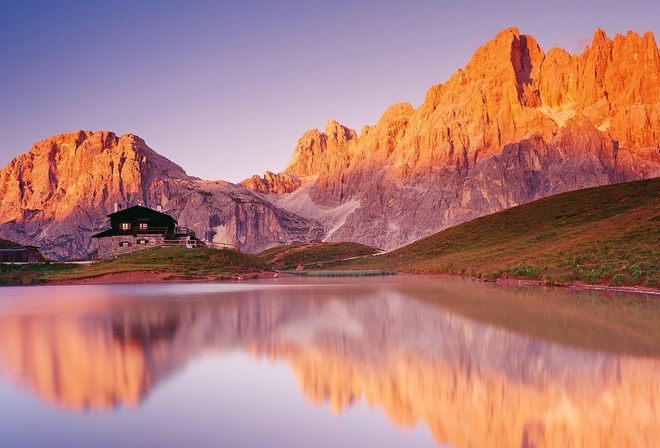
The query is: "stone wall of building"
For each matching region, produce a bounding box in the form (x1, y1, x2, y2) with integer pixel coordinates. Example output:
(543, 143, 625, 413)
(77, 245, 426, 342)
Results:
(96, 234, 165, 259)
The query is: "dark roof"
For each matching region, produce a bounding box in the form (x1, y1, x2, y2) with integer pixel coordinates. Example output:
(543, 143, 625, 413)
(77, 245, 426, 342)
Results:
(107, 205, 177, 223)
(0, 245, 40, 251)
(92, 205, 177, 239)
(0, 238, 21, 249)
(91, 229, 117, 238)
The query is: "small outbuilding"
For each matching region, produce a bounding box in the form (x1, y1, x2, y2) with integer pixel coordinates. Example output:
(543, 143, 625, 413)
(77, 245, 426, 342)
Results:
(0, 238, 45, 263)
(92, 205, 201, 259)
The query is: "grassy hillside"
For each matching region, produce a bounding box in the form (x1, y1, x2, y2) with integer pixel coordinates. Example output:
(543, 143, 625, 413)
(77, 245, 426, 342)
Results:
(330, 178, 660, 288)
(2, 179, 658, 288)
(0, 247, 270, 285)
(258, 242, 379, 270)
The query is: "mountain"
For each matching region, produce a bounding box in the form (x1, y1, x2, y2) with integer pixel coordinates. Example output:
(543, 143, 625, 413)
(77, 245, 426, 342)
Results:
(243, 28, 660, 250)
(0, 131, 322, 259)
(328, 178, 660, 287)
(2, 28, 659, 258)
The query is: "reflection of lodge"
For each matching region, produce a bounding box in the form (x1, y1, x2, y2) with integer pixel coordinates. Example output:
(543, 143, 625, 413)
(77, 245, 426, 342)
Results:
(91, 205, 202, 258)
(0, 283, 659, 445)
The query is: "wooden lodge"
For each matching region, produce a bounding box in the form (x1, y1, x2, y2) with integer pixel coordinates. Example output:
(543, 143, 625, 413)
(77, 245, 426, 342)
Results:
(92, 205, 202, 259)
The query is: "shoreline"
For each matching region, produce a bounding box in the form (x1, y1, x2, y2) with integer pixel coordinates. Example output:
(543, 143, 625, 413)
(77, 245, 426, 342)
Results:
(399, 272, 660, 296)
(49, 269, 284, 285)
(490, 276, 660, 296)
(43, 269, 660, 296)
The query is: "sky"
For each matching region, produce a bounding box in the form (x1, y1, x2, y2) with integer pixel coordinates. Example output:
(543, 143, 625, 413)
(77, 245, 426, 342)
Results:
(1, 0, 659, 183)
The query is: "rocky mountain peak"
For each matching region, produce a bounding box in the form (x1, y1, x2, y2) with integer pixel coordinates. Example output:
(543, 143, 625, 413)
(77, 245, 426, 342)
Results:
(324, 119, 357, 142)
(239, 171, 302, 195)
(1, 131, 183, 214)
(241, 27, 660, 250)
(590, 27, 611, 51)
(3, 28, 660, 258)
(0, 131, 323, 259)
(283, 119, 359, 179)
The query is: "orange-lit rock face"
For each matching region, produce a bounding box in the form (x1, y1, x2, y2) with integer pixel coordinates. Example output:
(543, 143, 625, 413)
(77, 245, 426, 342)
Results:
(0, 280, 658, 446)
(0, 303, 199, 412)
(265, 28, 660, 250)
(0, 316, 150, 412)
(285, 119, 360, 179)
(239, 171, 302, 195)
(0, 131, 187, 220)
(0, 131, 323, 258)
(3, 29, 659, 257)
(285, 342, 660, 447)
(284, 28, 660, 179)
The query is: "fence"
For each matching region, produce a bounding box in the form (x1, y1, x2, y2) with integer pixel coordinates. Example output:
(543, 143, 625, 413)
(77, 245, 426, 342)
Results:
(162, 239, 238, 250)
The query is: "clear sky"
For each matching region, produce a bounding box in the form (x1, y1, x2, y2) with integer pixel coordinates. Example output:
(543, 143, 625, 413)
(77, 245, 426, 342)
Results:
(1, 0, 658, 183)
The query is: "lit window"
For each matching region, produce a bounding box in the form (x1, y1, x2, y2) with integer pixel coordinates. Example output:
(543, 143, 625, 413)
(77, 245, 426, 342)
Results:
(119, 241, 131, 247)
(139, 223, 148, 230)
(137, 239, 148, 245)
(120, 222, 131, 230)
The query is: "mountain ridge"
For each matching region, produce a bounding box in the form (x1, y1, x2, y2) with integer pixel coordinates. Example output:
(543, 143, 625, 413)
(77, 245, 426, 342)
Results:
(0, 131, 322, 259)
(242, 27, 660, 250)
(1, 27, 659, 258)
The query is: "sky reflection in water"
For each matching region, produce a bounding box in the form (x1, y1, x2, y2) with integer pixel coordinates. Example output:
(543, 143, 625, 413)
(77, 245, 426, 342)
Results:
(0, 276, 658, 447)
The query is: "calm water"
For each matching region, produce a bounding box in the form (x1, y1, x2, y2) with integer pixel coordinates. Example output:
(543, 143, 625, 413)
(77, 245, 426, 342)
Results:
(0, 276, 659, 447)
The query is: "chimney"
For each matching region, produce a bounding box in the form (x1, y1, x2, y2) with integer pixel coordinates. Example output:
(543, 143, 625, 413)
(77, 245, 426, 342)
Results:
(157, 205, 162, 212)
(113, 202, 122, 213)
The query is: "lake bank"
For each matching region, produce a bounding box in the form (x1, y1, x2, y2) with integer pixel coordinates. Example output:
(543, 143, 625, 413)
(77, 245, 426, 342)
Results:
(41, 268, 660, 297)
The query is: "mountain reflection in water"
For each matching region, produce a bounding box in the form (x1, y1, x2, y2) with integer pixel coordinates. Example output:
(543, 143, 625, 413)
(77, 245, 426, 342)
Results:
(0, 277, 658, 447)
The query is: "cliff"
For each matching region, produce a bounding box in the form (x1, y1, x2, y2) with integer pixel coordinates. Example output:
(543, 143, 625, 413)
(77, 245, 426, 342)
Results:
(245, 28, 660, 249)
(3, 28, 660, 257)
(0, 131, 322, 259)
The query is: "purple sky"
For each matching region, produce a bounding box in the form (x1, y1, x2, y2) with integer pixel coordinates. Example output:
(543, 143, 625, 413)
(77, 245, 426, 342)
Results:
(1, 0, 658, 183)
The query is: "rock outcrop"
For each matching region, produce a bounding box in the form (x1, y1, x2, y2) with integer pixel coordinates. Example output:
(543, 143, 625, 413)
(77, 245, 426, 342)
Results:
(245, 28, 660, 250)
(0, 131, 322, 259)
(239, 171, 302, 195)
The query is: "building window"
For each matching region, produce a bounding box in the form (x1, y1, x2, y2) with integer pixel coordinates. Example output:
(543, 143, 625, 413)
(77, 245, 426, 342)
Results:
(139, 222, 148, 230)
(137, 239, 148, 245)
(119, 241, 131, 247)
(120, 222, 131, 230)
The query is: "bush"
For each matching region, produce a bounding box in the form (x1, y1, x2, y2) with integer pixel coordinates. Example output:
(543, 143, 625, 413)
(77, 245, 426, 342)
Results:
(611, 274, 627, 286)
(627, 265, 645, 282)
(511, 265, 542, 278)
(575, 265, 614, 283)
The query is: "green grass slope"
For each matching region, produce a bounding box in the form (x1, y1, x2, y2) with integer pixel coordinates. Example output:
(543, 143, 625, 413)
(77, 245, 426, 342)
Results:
(258, 242, 379, 270)
(0, 247, 270, 285)
(2, 179, 657, 288)
(335, 178, 660, 288)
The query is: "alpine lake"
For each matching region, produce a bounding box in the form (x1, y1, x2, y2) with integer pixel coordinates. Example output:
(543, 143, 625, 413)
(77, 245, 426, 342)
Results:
(1, 275, 659, 447)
